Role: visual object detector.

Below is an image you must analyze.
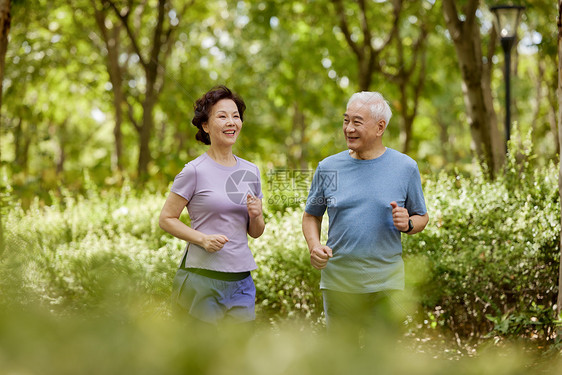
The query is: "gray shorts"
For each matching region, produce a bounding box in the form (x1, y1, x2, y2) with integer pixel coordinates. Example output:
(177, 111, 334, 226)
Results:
(322, 289, 398, 331)
(171, 269, 256, 324)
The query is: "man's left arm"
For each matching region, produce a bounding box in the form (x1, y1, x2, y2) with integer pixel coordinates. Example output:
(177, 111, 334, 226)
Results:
(390, 201, 428, 235)
(406, 212, 429, 235)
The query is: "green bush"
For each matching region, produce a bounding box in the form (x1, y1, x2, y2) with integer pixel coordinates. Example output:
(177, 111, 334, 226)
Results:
(252, 209, 322, 323)
(404, 145, 561, 341)
(1, 189, 181, 312)
(2, 146, 561, 343)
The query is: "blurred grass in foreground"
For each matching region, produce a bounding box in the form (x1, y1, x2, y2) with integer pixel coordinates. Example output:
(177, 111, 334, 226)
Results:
(0, 296, 560, 375)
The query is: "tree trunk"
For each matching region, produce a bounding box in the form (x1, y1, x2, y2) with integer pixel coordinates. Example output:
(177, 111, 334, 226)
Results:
(398, 76, 419, 154)
(0, 0, 10, 254)
(54, 120, 67, 177)
(401, 115, 414, 154)
(107, 0, 174, 179)
(481, 24, 505, 170)
(394, 11, 429, 155)
(358, 55, 374, 92)
(557, 0, 562, 315)
(14, 118, 31, 174)
(0, 0, 10, 114)
(530, 59, 545, 144)
(138, 88, 157, 179)
(136, 30, 162, 179)
(292, 102, 307, 170)
(548, 80, 560, 155)
(398, 81, 414, 153)
(111, 70, 124, 173)
(91, 1, 125, 172)
(437, 118, 456, 164)
(105, 27, 125, 174)
(442, 0, 504, 177)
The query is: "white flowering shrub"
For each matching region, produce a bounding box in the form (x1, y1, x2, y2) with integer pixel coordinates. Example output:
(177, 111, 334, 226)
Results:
(2, 144, 560, 341)
(403, 149, 560, 340)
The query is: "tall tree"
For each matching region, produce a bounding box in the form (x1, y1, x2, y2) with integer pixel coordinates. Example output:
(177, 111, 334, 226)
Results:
(525, 0, 560, 159)
(90, 0, 126, 173)
(381, 1, 435, 153)
(0, 0, 10, 254)
(332, 0, 400, 91)
(0, 0, 10, 113)
(3, 0, 113, 191)
(331, 0, 434, 154)
(208, 0, 345, 169)
(557, 0, 562, 314)
(104, 0, 188, 179)
(442, 0, 504, 176)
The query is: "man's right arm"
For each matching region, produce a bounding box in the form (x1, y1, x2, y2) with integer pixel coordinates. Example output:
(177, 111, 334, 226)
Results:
(302, 212, 332, 269)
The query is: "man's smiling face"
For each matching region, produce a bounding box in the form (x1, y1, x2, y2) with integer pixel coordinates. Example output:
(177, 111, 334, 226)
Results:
(343, 100, 385, 154)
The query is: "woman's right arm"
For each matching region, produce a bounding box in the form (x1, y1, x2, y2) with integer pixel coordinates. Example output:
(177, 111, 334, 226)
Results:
(159, 192, 228, 252)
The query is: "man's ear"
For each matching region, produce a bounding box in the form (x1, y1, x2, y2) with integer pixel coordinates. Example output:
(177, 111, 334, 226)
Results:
(377, 119, 386, 136)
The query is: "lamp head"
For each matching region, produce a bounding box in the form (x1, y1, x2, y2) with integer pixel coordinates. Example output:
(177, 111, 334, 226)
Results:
(490, 5, 525, 39)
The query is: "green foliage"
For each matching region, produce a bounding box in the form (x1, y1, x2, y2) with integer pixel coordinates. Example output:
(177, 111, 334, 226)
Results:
(404, 141, 561, 341)
(3, 147, 561, 345)
(2, 188, 182, 312)
(1, 181, 561, 371)
(2, 0, 558, 189)
(252, 209, 322, 323)
(1, 302, 559, 374)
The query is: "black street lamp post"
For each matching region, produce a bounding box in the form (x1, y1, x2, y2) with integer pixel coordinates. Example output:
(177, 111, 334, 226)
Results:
(490, 4, 524, 153)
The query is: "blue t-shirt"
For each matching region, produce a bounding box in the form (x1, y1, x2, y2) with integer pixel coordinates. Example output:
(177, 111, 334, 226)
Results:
(305, 149, 427, 293)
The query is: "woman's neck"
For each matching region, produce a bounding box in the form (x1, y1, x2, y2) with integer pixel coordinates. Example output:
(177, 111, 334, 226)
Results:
(206, 146, 236, 166)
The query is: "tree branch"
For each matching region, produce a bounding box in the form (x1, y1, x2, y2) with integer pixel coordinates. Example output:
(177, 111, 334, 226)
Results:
(378, 0, 402, 52)
(104, 0, 147, 68)
(147, 0, 166, 80)
(126, 98, 141, 133)
(442, 0, 462, 41)
(90, 0, 108, 43)
(412, 45, 427, 116)
(332, 0, 363, 59)
(482, 23, 497, 86)
(156, 0, 196, 95)
(464, 0, 479, 28)
(357, 0, 371, 51)
(406, 22, 429, 77)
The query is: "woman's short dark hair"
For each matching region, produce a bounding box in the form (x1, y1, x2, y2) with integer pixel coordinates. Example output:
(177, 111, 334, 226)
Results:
(192, 85, 246, 145)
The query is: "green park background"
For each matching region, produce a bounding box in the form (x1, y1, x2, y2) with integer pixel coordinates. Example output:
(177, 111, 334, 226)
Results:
(1, 0, 562, 373)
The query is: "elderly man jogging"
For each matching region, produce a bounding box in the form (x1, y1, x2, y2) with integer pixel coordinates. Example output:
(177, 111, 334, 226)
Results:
(302, 91, 429, 338)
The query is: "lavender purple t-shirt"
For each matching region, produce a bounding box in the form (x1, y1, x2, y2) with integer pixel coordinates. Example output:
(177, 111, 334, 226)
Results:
(171, 153, 263, 272)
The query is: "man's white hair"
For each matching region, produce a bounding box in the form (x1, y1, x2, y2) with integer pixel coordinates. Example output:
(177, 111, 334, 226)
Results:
(347, 91, 392, 126)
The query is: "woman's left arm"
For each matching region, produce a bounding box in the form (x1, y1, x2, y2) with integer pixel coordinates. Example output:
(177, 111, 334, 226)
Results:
(247, 194, 265, 238)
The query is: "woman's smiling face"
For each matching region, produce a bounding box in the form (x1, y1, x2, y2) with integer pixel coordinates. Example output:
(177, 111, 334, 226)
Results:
(203, 99, 243, 147)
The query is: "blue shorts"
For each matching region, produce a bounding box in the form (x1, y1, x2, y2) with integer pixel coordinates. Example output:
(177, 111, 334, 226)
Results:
(171, 269, 256, 324)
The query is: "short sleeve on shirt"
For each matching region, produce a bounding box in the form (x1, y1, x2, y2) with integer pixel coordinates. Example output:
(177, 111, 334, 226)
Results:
(254, 164, 264, 199)
(405, 166, 427, 216)
(305, 165, 327, 217)
(170, 163, 196, 201)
